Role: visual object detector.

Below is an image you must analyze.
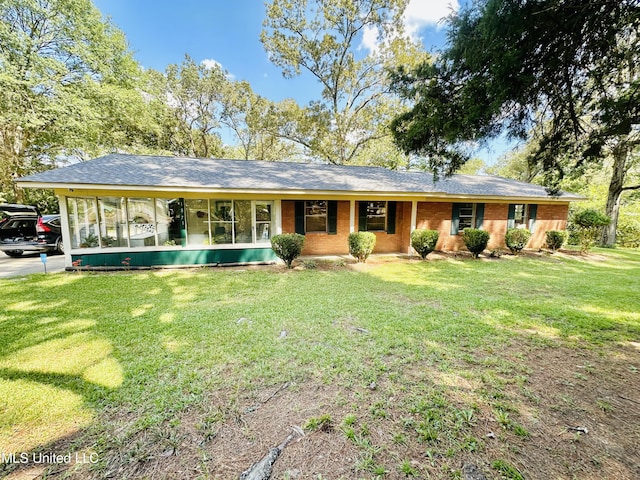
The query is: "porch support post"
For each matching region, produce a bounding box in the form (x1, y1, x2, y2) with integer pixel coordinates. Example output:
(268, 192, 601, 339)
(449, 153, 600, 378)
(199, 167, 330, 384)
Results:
(409, 200, 418, 255)
(349, 200, 355, 233)
(58, 194, 73, 268)
(274, 199, 282, 235)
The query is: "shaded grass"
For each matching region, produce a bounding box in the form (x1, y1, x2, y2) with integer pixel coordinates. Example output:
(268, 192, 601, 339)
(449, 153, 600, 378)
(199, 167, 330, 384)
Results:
(1, 248, 639, 478)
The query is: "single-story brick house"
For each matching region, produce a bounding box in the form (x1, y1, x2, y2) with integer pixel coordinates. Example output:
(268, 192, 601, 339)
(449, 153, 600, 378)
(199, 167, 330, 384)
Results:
(17, 154, 583, 268)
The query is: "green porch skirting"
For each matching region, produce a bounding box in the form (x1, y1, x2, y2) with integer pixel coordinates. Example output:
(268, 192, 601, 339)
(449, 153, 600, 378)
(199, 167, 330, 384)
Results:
(71, 247, 277, 268)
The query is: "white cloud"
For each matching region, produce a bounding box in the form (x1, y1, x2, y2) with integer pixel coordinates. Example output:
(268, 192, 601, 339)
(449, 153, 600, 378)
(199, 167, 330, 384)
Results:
(200, 58, 235, 80)
(361, 25, 381, 54)
(360, 0, 460, 54)
(403, 0, 460, 38)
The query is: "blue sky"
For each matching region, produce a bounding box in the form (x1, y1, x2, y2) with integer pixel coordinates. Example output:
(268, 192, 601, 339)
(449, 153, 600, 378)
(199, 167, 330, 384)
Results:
(92, 0, 513, 164)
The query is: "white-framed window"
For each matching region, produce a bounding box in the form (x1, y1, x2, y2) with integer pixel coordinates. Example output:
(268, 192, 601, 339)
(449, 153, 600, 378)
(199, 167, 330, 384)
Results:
(305, 200, 327, 233)
(366, 201, 387, 231)
(513, 204, 528, 228)
(458, 203, 475, 231)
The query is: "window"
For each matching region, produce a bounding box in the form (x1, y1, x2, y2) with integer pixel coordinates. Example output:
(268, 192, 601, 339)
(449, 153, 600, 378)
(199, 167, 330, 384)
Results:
(458, 203, 475, 231)
(358, 201, 396, 233)
(508, 204, 537, 231)
(67, 197, 273, 249)
(255, 202, 272, 243)
(305, 200, 327, 233)
(98, 197, 127, 247)
(67, 197, 98, 248)
(366, 201, 386, 231)
(451, 203, 485, 235)
(210, 200, 233, 244)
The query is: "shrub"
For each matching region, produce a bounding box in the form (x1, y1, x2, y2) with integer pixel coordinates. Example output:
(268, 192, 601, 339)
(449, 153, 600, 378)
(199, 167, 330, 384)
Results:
(410, 229, 439, 259)
(348, 231, 376, 263)
(270, 233, 305, 268)
(571, 208, 610, 252)
(616, 217, 640, 248)
(505, 228, 531, 255)
(462, 228, 490, 258)
(545, 230, 567, 252)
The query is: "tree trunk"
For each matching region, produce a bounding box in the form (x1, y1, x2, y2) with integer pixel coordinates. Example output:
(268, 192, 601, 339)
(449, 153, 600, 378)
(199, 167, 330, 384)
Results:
(600, 143, 628, 247)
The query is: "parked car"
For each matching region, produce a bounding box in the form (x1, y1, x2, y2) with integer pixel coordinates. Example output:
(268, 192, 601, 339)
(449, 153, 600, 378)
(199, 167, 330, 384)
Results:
(0, 204, 63, 257)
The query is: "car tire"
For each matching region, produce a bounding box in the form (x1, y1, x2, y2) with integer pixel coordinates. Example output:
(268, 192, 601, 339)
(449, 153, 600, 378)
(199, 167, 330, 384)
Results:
(56, 238, 64, 254)
(4, 250, 24, 257)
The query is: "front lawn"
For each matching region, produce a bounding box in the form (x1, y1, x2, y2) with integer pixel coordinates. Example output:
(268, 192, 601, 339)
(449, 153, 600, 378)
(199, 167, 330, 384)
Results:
(1, 249, 639, 479)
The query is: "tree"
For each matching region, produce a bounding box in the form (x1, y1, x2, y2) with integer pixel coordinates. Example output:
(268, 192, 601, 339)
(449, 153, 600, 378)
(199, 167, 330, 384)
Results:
(162, 55, 226, 158)
(219, 80, 299, 161)
(261, 0, 427, 166)
(0, 0, 148, 203)
(390, 0, 640, 243)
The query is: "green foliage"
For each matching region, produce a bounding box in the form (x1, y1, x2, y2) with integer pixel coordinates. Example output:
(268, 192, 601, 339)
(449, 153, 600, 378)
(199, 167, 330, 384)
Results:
(505, 228, 531, 255)
(270, 233, 305, 268)
(462, 229, 490, 258)
(545, 230, 567, 252)
(491, 460, 524, 480)
(261, 0, 427, 166)
(304, 414, 333, 432)
(616, 217, 640, 248)
(571, 209, 611, 252)
(390, 0, 639, 187)
(410, 229, 439, 259)
(348, 232, 377, 263)
(0, 0, 165, 202)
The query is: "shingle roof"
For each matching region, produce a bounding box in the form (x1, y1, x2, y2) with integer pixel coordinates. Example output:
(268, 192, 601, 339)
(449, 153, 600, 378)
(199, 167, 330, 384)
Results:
(18, 154, 583, 200)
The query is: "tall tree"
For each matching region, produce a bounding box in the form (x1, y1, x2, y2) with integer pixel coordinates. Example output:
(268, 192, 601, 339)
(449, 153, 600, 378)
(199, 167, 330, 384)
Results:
(219, 80, 299, 161)
(0, 0, 148, 202)
(261, 0, 426, 166)
(390, 0, 640, 244)
(162, 56, 226, 158)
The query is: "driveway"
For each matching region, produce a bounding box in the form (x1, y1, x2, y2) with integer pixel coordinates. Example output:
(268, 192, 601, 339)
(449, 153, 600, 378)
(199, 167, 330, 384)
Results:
(0, 252, 66, 278)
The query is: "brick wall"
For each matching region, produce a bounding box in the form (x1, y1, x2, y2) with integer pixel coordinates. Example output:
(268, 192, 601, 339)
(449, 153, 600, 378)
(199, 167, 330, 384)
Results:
(530, 204, 569, 248)
(281, 200, 351, 255)
(282, 199, 570, 255)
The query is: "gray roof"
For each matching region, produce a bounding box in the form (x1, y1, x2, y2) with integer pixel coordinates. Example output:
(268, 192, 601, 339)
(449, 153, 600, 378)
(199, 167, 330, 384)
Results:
(18, 154, 583, 200)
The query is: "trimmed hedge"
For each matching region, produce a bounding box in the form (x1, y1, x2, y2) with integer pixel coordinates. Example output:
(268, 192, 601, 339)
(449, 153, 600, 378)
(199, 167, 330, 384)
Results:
(348, 232, 376, 263)
(462, 228, 490, 258)
(571, 208, 610, 252)
(410, 229, 439, 259)
(545, 230, 567, 252)
(505, 228, 531, 255)
(271, 233, 305, 268)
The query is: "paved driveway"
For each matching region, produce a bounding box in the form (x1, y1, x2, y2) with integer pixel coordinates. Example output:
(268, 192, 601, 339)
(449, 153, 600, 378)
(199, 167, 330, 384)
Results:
(0, 252, 66, 278)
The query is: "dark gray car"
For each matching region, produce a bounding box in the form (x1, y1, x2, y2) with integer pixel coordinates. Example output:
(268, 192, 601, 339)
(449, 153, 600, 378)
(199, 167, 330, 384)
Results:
(0, 204, 63, 257)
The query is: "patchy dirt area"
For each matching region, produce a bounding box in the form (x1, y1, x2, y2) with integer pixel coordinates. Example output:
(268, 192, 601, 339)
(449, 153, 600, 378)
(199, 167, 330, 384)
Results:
(6, 342, 637, 480)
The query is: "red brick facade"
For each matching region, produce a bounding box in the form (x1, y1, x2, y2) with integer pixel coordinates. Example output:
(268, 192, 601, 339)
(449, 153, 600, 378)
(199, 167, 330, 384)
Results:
(282, 199, 569, 256)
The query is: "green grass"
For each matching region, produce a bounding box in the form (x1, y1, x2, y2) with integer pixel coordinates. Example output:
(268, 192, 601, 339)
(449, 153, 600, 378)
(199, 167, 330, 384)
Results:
(1, 248, 639, 477)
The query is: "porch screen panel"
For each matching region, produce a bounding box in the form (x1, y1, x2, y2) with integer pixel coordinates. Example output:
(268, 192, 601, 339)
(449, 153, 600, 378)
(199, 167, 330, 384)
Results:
(185, 199, 210, 246)
(234, 200, 253, 244)
(128, 198, 157, 247)
(156, 199, 183, 246)
(210, 200, 233, 244)
(67, 197, 99, 248)
(98, 197, 127, 247)
(255, 202, 273, 243)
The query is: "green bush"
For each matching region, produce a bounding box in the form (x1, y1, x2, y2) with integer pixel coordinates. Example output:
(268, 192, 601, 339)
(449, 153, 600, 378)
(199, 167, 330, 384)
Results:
(616, 218, 640, 248)
(348, 232, 377, 263)
(571, 208, 610, 252)
(410, 229, 439, 259)
(545, 230, 567, 252)
(271, 233, 305, 268)
(462, 228, 490, 258)
(505, 228, 531, 255)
